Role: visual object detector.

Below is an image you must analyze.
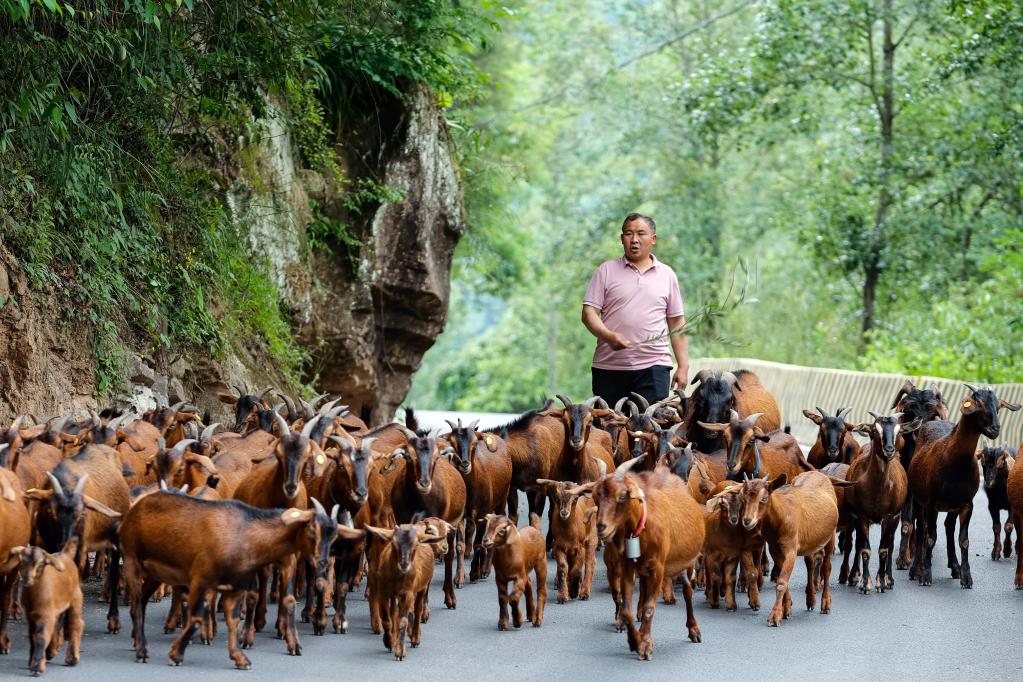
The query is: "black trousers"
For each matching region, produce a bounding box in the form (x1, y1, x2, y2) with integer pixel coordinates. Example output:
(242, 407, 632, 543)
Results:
(591, 365, 672, 410)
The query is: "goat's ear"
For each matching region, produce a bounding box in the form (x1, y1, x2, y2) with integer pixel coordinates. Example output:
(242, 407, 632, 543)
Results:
(336, 527, 367, 542)
(705, 496, 725, 513)
(769, 474, 787, 491)
(581, 507, 597, 525)
(280, 508, 315, 526)
(60, 536, 79, 559)
(365, 525, 394, 543)
(206, 475, 221, 489)
(627, 483, 646, 500)
(475, 432, 499, 452)
(1000, 400, 1022, 412)
(565, 481, 596, 497)
(83, 495, 122, 518)
(45, 555, 67, 572)
(753, 428, 770, 442)
(843, 421, 857, 432)
(23, 488, 53, 502)
(1005, 456, 1016, 471)
(216, 392, 239, 405)
(852, 423, 872, 436)
(802, 409, 823, 425)
(901, 418, 923, 434)
(591, 408, 615, 419)
(696, 421, 727, 433)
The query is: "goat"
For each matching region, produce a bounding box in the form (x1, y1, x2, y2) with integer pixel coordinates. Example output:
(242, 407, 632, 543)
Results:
(1006, 443, 1023, 588)
(978, 445, 1015, 561)
(587, 456, 706, 660)
(685, 370, 781, 452)
(25, 446, 128, 633)
(907, 384, 1019, 587)
(535, 479, 598, 603)
(803, 406, 860, 468)
(444, 419, 512, 583)
(738, 471, 850, 625)
(387, 427, 466, 610)
(891, 380, 948, 570)
(119, 491, 350, 669)
(698, 411, 809, 482)
(364, 523, 447, 660)
(843, 412, 916, 593)
(487, 400, 564, 525)
(0, 465, 31, 655)
(1, 418, 63, 494)
(9, 538, 83, 675)
(702, 484, 765, 612)
(542, 395, 616, 482)
(481, 513, 547, 629)
(216, 385, 274, 432)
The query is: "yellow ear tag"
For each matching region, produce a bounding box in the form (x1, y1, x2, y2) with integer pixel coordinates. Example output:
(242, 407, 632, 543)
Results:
(964, 401, 972, 409)
(290, 510, 302, 518)
(316, 455, 325, 465)
(485, 437, 493, 446)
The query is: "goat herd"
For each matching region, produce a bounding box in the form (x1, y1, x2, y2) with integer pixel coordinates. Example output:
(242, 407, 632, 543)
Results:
(0, 370, 1020, 673)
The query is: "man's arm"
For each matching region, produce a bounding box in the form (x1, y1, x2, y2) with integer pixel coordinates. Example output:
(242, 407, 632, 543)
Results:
(582, 305, 630, 350)
(667, 314, 688, 391)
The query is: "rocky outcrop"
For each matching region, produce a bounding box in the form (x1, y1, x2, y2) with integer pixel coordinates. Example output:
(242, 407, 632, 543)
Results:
(0, 85, 462, 425)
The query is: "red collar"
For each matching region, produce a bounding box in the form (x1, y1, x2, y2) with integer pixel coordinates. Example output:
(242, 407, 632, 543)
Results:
(633, 498, 648, 537)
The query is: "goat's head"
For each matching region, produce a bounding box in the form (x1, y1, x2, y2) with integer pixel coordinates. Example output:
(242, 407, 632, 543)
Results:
(284, 499, 349, 590)
(10, 538, 77, 589)
(689, 370, 741, 430)
(659, 442, 696, 482)
(891, 380, 948, 429)
(551, 395, 615, 452)
(328, 435, 376, 506)
(272, 411, 324, 500)
(738, 474, 786, 531)
(444, 418, 483, 475)
(978, 446, 1015, 490)
(802, 406, 854, 462)
(854, 412, 917, 461)
(147, 438, 198, 485)
(961, 385, 1020, 439)
(367, 523, 444, 574)
(481, 513, 518, 550)
(217, 385, 274, 432)
(391, 427, 452, 495)
(705, 484, 743, 527)
(536, 478, 587, 521)
(25, 473, 121, 549)
(698, 410, 768, 475)
(590, 455, 647, 542)
(623, 394, 661, 457)
(416, 517, 453, 557)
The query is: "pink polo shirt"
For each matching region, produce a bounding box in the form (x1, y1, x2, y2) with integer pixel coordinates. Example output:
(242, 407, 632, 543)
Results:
(583, 255, 684, 370)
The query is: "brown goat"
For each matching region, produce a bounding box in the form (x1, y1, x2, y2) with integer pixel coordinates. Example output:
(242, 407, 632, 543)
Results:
(685, 370, 782, 452)
(843, 412, 915, 593)
(978, 445, 1015, 561)
(738, 471, 849, 625)
(702, 483, 766, 612)
(364, 523, 447, 660)
(1006, 443, 1023, 588)
(10, 538, 83, 676)
(698, 410, 809, 481)
(908, 385, 1019, 587)
(0, 465, 31, 655)
(587, 458, 706, 660)
(536, 479, 598, 603)
(444, 419, 512, 584)
(119, 491, 348, 669)
(481, 513, 547, 630)
(803, 406, 861, 468)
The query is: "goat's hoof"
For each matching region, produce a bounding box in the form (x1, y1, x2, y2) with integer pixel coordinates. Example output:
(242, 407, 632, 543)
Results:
(688, 628, 701, 643)
(235, 662, 251, 670)
(557, 595, 567, 604)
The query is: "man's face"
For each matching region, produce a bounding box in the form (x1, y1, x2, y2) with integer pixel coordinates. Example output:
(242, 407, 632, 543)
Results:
(621, 219, 656, 263)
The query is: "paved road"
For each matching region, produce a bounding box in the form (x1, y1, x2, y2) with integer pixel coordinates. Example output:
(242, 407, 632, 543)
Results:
(1, 487, 1021, 681)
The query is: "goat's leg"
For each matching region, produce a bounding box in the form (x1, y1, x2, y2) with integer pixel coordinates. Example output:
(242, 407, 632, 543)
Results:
(0, 572, 14, 654)
(105, 547, 122, 633)
(276, 557, 302, 655)
(661, 574, 676, 605)
(254, 565, 269, 632)
(534, 561, 547, 626)
(804, 555, 817, 610)
(200, 590, 216, 644)
(168, 582, 205, 666)
(220, 591, 250, 670)
(394, 592, 412, 661)
(554, 547, 569, 604)
(921, 507, 938, 586)
(443, 529, 457, 609)
(523, 575, 536, 624)
(410, 590, 426, 647)
(908, 501, 925, 582)
(467, 517, 481, 583)
(681, 572, 701, 642)
(454, 522, 466, 588)
(65, 593, 84, 666)
(163, 587, 184, 633)
(240, 584, 257, 649)
(568, 549, 583, 600)
(944, 512, 961, 578)
(507, 487, 520, 526)
(1015, 508, 1023, 588)
(510, 576, 525, 628)
(1005, 515, 1015, 559)
(838, 528, 853, 584)
(847, 524, 863, 587)
(620, 562, 640, 652)
(767, 547, 795, 626)
(897, 496, 914, 570)
(580, 541, 596, 600)
(126, 560, 160, 663)
(636, 570, 662, 660)
(706, 556, 722, 608)
(301, 559, 315, 623)
(991, 505, 1003, 560)
(496, 577, 511, 630)
(28, 615, 55, 675)
(857, 518, 873, 594)
(741, 550, 761, 612)
(820, 536, 835, 613)
(958, 503, 974, 588)
(878, 513, 898, 592)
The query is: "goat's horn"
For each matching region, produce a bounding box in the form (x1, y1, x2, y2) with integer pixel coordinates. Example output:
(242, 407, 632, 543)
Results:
(331, 504, 340, 522)
(836, 407, 853, 421)
(9, 415, 23, 433)
(815, 406, 829, 419)
(722, 371, 741, 390)
(180, 484, 189, 495)
(310, 393, 331, 411)
(172, 439, 198, 454)
(467, 419, 480, 431)
(613, 397, 629, 414)
(964, 383, 979, 394)
(630, 392, 650, 411)
(257, 387, 274, 402)
(556, 394, 573, 408)
(274, 410, 291, 439)
(300, 416, 319, 439)
(310, 497, 327, 517)
(232, 384, 246, 397)
(867, 411, 880, 421)
(730, 409, 740, 422)
(691, 369, 714, 386)
(46, 472, 64, 496)
(201, 422, 220, 441)
(744, 412, 764, 427)
(359, 436, 377, 455)
(626, 401, 638, 418)
(318, 397, 342, 417)
(160, 479, 169, 492)
(278, 394, 297, 418)
(590, 455, 608, 477)
(615, 453, 646, 479)
(890, 379, 915, 409)
(592, 397, 610, 410)
(643, 401, 660, 418)
(400, 426, 419, 441)
(299, 398, 315, 420)
(445, 419, 458, 432)
(73, 473, 89, 496)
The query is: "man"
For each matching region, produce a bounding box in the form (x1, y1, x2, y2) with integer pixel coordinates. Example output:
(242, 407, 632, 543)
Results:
(581, 213, 688, 408)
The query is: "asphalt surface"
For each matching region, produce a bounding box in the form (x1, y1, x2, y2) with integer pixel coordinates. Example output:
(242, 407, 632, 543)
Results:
(2, 486, 1022, 681)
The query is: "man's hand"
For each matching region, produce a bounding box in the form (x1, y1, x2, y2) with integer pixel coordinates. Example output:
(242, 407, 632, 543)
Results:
(672, 367, 688, 392)
(606, 332, 631, 351)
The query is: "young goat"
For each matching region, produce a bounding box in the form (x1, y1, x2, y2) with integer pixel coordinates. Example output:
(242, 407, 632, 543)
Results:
(0, 464, 31, 655)
(978, 445, 1015, 561)
(481, 513, 547, 630)
(10, 538, 83, 676)
(364, 523, 447, 660)
(803, 406, 860, 468)
(738, 471, 850, 626)
(535, 478, 598, 603)
(698, 410, 809, 482)
(907, 385, 1020, 587)
(702, 484, 765, 613)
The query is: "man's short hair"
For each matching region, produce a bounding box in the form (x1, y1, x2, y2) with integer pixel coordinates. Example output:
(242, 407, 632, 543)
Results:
(622, 213, 656, 234)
